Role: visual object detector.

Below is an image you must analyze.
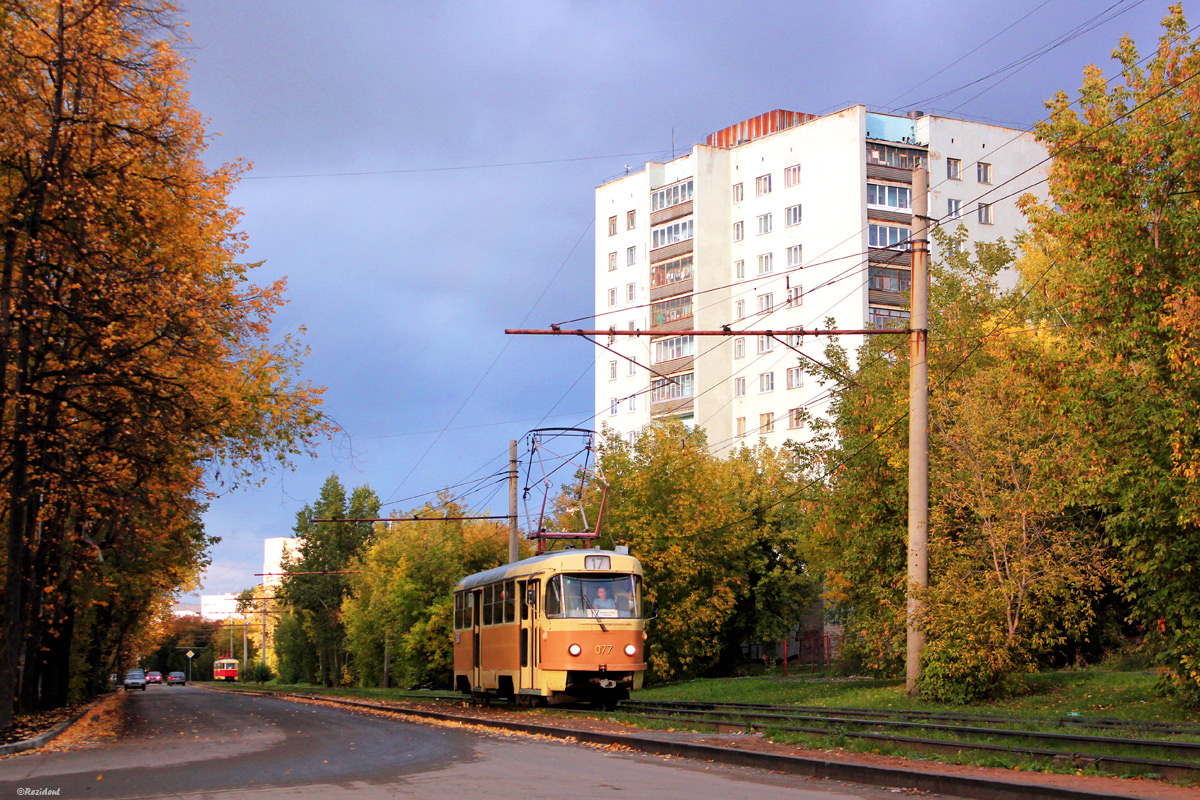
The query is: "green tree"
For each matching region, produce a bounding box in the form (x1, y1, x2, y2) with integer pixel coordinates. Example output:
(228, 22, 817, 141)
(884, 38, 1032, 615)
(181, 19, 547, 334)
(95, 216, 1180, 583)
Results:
(343, 497, 510, 688)
(277, 475, 379, 686)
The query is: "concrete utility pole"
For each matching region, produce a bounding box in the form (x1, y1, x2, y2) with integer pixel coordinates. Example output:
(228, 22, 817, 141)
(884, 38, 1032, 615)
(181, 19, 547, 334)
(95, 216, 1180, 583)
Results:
(509, 440, 519, 564)
(242, 617, 248, 668)
(907, 164, 930, 697)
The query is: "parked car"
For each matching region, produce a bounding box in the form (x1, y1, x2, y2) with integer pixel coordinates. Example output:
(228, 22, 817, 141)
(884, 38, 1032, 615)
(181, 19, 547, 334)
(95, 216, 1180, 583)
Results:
(123, 669, 147, 691)
(146, 671, 163, 684)
(166, 671, 186, 686)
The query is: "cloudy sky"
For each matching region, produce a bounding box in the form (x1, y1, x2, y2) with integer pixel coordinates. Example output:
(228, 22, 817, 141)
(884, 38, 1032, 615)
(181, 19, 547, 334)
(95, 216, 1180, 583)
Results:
(178, 0, 1171, 599)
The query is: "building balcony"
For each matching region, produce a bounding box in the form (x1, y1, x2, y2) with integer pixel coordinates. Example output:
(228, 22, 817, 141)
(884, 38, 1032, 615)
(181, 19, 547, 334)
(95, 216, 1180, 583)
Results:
(650, 354, 694, 375)
(868, 248, 912, 268)
(649, 238, 694, 263)
(866, 164, 913, 184)
(650, 396, 694, 418)
(866, 208, 912, 225)
(650, 199, 693, 227)
(650, 277, 693, 302)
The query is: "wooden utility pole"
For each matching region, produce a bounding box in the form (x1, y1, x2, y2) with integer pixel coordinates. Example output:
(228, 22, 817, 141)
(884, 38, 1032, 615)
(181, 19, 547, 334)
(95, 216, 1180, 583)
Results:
(509, 439, 519, 564)
(907, 164, 930, 696)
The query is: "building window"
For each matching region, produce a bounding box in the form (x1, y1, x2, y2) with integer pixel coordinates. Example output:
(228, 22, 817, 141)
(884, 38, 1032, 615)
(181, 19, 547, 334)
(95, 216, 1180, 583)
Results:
(787, 286, 803, 308)
(651, 218, 694, 249)
(736, 417, 746, 437)
(757, 293, 773, 313)
(732, 182, 743, 203)
(609, 360, 617, 380)
(734, 337, 745, 359)
(784, 164, 801, 187)
(734, 377, 746, 397)
(757, 334, 775, 354)
(759, 372, 774, 393)
(627, 246, 636, 265)
(627, 394, 636, 412)
(653, 335, 693, 363)
(947, 158, 961, 180)
(610, 398, 619, 415)
(869, 306, 911, 327)
(759, 412, 774, 433)
(787, 327, 802, 347)
(735, 300, 746, 320)
(784, 204, 802, 227)
(607, 288, 617, 307)
(756, 174, 772, 196)
(608, 216, 617, 236)
(735, 259, 745, 279)
(869, 266, 910, 293)
(757, 253, 774, 274)
(787, 407, 803, 429)
(651, 295, 692, 325)
(868, 223, 911, 250)
(627, 210, 636, 230)
(626, 283, 636, 302)
(867, 183, 911, 211)
(867, 144, 922, 169)
(650, 178, 694, 212)
(947, 199, 962, 219)
(608, 252, 618, 271)
(787, 366, 803, 389)
(651, 373, 694, 402)
(757, 213, 772, 235)
(786, 245, 802, 267)
(978, 202, 993, 224)
(733, 221, 744, 241)
(651, 255, 693, 289)
(628, 359, 637, 376)
(977, 162, 992, 184)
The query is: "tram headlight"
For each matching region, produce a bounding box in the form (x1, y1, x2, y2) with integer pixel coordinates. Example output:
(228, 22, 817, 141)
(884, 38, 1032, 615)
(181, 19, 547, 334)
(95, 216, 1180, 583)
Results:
(624, 644, 637, 657)
(568, 643, 582, 657)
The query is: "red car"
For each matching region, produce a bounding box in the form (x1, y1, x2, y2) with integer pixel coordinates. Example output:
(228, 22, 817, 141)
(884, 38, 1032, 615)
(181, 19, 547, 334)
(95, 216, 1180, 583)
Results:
(146, 671, 163, 684)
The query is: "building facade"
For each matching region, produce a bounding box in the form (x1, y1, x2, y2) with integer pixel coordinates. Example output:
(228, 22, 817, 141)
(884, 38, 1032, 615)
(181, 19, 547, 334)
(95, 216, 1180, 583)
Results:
(594, 105, 1049, 452)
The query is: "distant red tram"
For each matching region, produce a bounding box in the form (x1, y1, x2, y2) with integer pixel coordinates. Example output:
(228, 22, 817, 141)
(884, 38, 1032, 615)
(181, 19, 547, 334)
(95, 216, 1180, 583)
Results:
(213, 658, 239, 681)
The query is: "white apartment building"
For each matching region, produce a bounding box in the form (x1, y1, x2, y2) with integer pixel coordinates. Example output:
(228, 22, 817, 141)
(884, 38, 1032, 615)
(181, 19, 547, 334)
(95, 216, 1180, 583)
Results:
(263, 536, 302, 590)
(594, 105, 1049, 452)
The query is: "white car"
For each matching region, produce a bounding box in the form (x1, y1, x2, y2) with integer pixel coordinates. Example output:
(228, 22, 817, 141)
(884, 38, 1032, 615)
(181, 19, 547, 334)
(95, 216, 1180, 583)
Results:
(123, 669, 147, 691)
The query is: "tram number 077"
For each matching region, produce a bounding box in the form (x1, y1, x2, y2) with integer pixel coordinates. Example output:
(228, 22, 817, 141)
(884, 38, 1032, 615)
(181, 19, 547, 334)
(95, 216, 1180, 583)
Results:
(595, 644, 613, 655)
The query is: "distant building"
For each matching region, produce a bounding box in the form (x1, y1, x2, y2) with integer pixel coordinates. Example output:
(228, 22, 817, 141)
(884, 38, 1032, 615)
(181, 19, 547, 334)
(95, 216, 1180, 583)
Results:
(263, 537, 302, 590)
(594, 105, 1049, 451)
(171, 602, 201, 618)
(200, 593, 241, 622)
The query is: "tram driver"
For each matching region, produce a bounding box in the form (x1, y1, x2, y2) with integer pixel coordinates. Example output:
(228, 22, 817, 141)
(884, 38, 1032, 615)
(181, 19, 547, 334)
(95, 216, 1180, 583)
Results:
(592, 585, 617, 610)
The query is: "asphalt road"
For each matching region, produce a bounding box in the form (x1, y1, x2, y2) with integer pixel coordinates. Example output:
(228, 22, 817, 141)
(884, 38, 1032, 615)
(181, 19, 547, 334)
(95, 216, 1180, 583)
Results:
(0, 686, 951, 799)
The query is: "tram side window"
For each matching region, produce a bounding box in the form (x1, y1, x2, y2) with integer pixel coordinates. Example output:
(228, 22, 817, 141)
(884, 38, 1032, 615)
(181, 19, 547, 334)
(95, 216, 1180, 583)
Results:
(545, 578, 563, 618)
(454, 593, 463, 629)
(504, 579, 515, 623)
(482, 584, 493, 626)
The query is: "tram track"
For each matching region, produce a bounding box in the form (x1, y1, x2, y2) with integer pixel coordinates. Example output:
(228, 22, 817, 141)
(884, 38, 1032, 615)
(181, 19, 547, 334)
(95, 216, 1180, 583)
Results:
(599, 700, 1200, 782)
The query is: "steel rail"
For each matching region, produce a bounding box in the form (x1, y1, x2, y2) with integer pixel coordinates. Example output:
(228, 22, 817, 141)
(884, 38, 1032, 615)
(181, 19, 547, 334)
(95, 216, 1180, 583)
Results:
(620, 698, 1200, 736)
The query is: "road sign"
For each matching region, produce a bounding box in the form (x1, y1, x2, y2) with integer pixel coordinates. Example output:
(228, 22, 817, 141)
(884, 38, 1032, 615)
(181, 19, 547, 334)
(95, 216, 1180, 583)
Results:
(187, 650, 194, 659)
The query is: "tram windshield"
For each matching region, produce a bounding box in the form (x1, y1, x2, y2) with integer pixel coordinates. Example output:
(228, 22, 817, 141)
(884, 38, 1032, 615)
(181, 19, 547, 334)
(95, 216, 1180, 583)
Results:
(545, 574, 641, 619)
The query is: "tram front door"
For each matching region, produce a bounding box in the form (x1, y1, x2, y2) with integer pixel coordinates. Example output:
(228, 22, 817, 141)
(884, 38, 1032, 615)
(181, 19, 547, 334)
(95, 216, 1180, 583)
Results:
(519, 579, 538, 693)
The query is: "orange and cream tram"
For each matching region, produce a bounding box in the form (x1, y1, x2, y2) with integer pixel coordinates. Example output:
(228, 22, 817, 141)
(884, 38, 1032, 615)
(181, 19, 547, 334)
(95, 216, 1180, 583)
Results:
(453, 548, 646, 705)
(212, 658, 239, 682)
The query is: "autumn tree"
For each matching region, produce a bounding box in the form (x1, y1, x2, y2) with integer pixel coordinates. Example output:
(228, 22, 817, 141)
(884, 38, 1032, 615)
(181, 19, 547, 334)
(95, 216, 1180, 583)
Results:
(1020, 4, 1200, 702)
(0, 0, 330, 727)
(590, 421, 817, 681)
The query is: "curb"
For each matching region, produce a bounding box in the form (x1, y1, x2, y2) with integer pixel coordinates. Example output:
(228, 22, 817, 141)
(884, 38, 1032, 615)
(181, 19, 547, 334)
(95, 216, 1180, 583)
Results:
(0, 693, 113, 756)
(221, 688, 1153, 800)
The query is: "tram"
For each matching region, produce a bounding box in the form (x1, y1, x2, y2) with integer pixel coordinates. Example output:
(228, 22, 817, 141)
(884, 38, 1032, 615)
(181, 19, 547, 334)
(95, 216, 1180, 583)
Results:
(452, 548, 646, 705)
(212, 658, 239, 682)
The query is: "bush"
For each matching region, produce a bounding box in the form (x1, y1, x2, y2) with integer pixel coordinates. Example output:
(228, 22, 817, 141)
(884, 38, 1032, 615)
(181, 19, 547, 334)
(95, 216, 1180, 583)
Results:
(248, 662, 274, 684)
